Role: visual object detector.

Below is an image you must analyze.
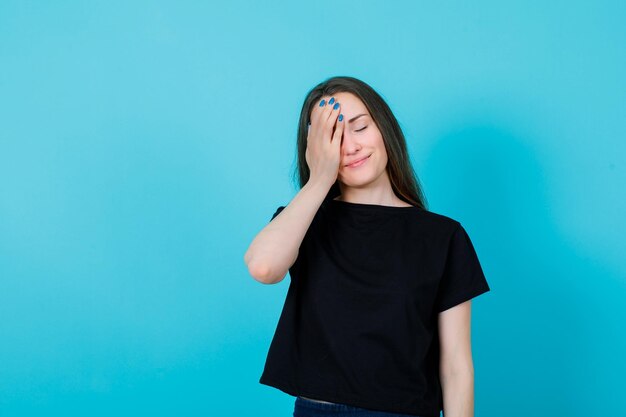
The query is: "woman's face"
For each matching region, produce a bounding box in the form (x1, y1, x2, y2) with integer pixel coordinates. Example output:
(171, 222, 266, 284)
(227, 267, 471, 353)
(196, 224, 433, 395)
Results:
(321, 92, 389, 189)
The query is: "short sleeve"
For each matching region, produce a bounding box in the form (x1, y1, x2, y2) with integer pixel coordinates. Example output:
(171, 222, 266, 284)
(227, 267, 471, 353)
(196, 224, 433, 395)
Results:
(269, 205, 285, 222)
(435, 223, 491, 313)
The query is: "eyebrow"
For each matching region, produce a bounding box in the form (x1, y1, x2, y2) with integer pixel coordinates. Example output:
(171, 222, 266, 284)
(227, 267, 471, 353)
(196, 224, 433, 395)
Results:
(348, 113, 368, 123)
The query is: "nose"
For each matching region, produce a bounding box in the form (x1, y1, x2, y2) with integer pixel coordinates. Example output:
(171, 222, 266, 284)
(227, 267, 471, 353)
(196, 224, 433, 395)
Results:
(340, 126, 361, 155)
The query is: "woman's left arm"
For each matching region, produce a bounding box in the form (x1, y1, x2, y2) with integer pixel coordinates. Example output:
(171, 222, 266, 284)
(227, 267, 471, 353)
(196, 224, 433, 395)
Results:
(438, 300, 474, 417)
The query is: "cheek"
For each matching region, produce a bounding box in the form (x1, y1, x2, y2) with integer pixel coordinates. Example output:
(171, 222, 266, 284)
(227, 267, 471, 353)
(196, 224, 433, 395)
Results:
(374, 151, 388, 172)
(373, 143, 388, 170)
(370, 133, 386, 158)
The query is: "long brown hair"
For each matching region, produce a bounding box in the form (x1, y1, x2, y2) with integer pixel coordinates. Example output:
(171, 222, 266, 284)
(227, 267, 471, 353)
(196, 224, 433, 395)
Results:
(291, 76, 428, 210)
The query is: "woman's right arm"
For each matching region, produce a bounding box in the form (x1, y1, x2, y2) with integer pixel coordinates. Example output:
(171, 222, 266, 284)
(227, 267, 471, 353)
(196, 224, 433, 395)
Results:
(243, 178, 332, 284)
(244, 96, 344, 284)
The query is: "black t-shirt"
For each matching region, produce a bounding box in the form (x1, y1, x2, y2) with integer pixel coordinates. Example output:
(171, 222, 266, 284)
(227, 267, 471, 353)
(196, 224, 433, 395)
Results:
(259, 199, 491, 417)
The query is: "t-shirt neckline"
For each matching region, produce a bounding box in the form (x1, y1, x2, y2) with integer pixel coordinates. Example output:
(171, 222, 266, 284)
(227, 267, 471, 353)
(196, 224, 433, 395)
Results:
(327, 198, 420, 212)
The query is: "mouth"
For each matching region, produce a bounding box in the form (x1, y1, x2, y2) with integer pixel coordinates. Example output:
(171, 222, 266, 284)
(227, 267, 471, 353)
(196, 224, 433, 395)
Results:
(345, 154, 372, 168)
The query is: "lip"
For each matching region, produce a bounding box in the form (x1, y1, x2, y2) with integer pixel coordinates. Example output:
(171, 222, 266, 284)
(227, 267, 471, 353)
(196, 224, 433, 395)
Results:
(345, 154, 371, 168)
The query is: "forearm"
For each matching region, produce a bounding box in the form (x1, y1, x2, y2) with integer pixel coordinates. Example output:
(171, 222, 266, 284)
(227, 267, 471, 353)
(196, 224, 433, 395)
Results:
(440, 369, 474, 417)
(244, 178, 332, 284)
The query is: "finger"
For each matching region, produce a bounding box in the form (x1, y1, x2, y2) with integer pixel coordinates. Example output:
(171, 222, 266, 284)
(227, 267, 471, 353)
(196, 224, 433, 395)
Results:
(331, 112, 344, 143)
(311, 96, 330, 124)
(323, 96, 339, 123)
(325, 100, 341, 131)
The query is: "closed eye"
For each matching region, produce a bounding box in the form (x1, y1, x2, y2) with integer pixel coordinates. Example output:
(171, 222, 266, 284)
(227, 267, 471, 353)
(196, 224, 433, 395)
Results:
(355, 126, 367, 132)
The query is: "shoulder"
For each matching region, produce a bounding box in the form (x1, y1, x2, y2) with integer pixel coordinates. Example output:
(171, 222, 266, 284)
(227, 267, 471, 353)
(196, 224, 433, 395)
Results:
(414, 208, 461, 234)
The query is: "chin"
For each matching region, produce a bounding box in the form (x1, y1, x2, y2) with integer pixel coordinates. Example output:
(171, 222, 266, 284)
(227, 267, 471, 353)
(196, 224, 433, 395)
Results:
(338, 175, 375, 188)
(340, 168, 386, 186)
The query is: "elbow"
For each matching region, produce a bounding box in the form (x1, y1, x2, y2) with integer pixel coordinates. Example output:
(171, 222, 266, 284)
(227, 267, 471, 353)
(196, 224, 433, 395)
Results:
(244, 252, 286, 285)
(249, 262, 275, 284)
(251, 263, 287, 285)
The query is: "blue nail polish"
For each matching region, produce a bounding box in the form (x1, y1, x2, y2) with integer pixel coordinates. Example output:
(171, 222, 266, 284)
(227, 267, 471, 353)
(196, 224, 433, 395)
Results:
(319, 99, 326, 107)
(329, 97, 335, 105)
(338, 114, 343, 121)
(333, 102, 340, 110)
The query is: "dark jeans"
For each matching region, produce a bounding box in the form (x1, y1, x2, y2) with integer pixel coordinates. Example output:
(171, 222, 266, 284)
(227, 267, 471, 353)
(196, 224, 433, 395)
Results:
(293, 396, 428, 417)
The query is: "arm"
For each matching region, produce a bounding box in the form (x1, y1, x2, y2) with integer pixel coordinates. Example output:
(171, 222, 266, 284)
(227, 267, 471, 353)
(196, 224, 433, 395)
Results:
(438, 300, 474, 417)
(243, 178, 331, 285)
(244, 95, 345, 285)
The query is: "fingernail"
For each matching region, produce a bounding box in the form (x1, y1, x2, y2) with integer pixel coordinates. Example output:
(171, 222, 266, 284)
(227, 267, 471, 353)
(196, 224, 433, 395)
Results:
(319, 99, 326, 107)
(338, 114, 343, 121)
(333, 102, 340, 110)
(329, 97, 335, 105)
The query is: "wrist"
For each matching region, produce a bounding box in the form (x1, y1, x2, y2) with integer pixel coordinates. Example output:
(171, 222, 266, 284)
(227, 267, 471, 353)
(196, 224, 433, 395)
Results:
(306, 176, 335, 191)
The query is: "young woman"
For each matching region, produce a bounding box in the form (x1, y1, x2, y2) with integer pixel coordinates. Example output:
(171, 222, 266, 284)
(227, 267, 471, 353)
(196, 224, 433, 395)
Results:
(244, 76, 490, 417)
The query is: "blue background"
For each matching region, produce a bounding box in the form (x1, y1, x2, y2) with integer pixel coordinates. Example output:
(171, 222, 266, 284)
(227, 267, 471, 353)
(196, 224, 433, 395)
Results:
(1, 1, 624, 416)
